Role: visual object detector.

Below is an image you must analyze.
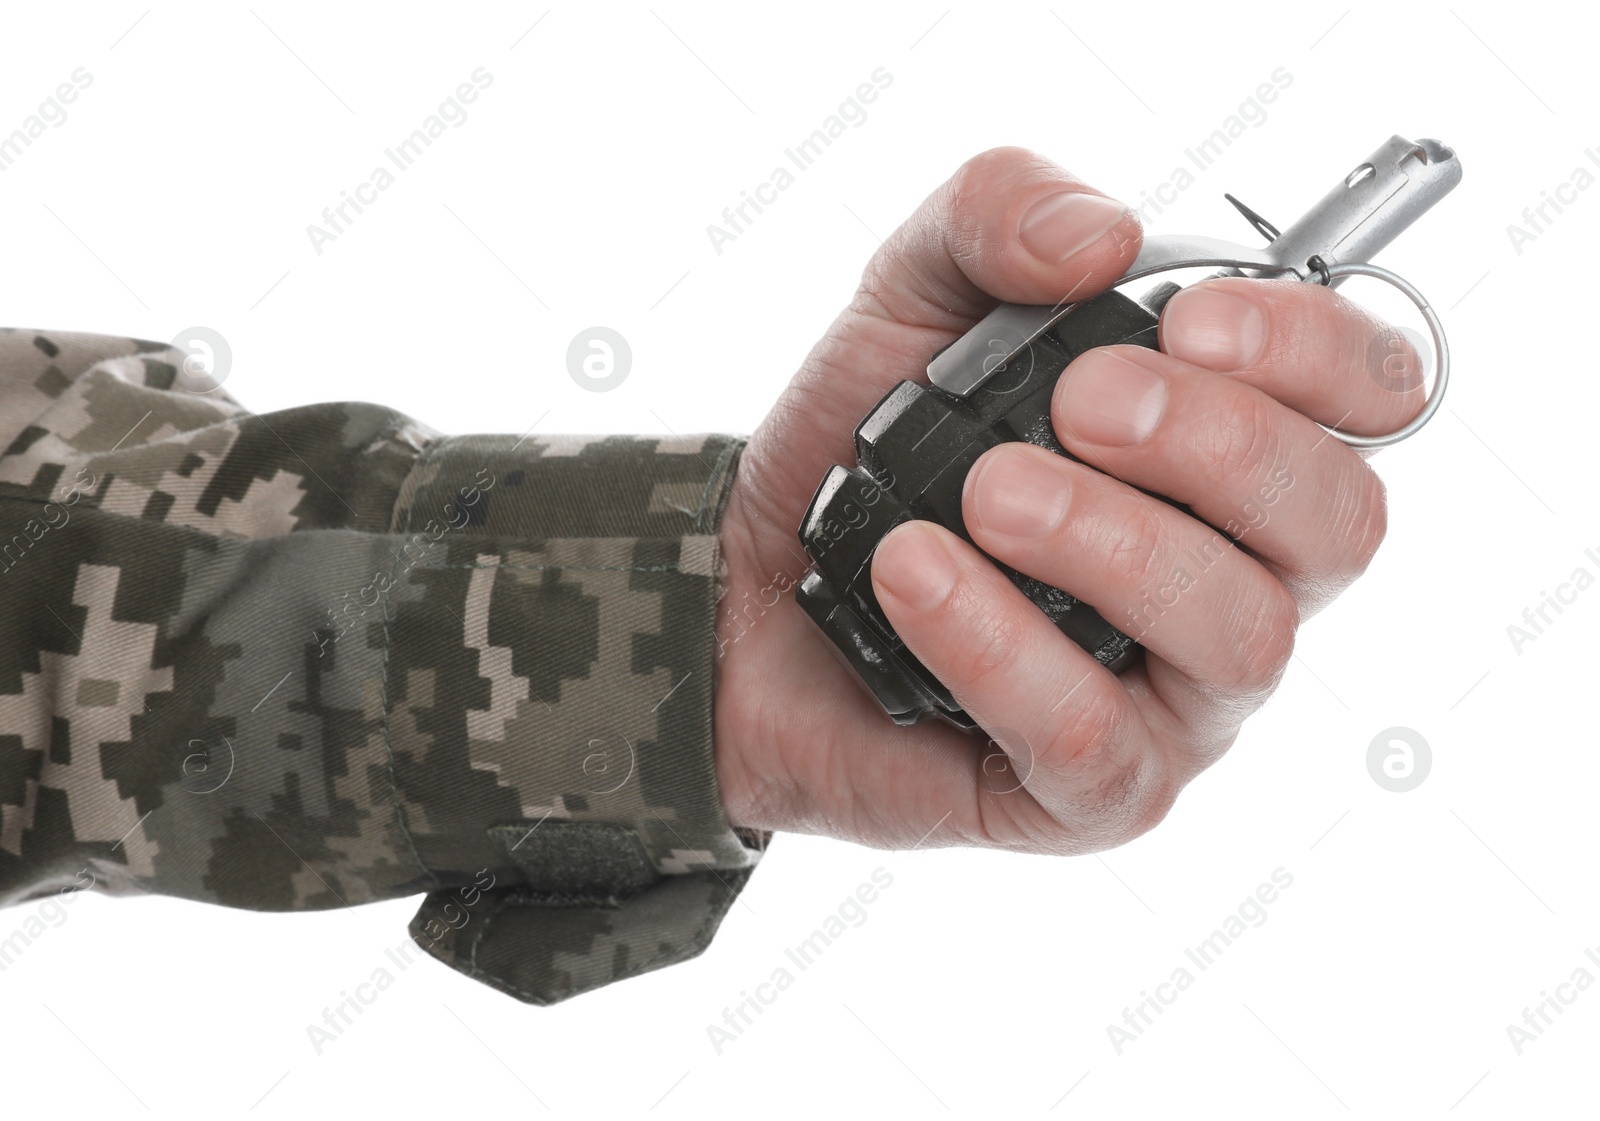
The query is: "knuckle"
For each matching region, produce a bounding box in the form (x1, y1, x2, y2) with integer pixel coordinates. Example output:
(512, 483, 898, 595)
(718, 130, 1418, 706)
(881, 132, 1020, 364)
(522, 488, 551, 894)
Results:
(854, 146, 1054, 326)
(946, 147, 1048, 275)
(1014, 687, 1196, 856)
(851, 254, 900, 322)
(1084, 499, 1168, 594)
(951, 146, 1043, 198)
(948, 147, 1030, 234)
(1173, 726, 1243, 776)
(1116, 765, 1183, 847)
(1332, 462, 1390, 583)
(853, 240, 941, 326)
(1217, 580, 1300, 696)
(1283, 458, 1389, 594)
(942, 586, 1030, 690)
(1037, 677, 1133, 783)
(1194, 390, 1279, 488)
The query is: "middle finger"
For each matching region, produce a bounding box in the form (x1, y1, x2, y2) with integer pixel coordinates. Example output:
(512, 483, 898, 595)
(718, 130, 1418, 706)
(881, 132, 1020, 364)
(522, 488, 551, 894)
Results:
(1047, 344, 1389, 613)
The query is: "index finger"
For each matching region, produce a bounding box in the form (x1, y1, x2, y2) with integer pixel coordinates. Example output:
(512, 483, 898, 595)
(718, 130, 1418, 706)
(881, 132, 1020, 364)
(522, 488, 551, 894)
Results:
(1157, 277, 1428, 439)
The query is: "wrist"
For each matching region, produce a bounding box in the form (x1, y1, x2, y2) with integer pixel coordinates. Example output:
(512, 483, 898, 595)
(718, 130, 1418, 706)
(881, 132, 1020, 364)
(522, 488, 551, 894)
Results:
(713, 467, 800, 831)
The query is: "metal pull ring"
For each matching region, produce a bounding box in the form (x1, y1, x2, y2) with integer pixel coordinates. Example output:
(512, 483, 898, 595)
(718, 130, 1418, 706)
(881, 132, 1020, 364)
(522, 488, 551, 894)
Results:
(1305, 260, 1449, 450)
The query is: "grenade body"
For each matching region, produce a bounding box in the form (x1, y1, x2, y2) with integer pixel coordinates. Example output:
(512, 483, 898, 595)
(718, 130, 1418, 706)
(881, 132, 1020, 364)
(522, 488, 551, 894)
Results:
(795, 286, 1173, 728)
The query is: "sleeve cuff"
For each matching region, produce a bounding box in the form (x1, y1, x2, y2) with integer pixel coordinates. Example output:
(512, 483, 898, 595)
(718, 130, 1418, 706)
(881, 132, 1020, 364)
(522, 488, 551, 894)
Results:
(387, 431, 769, 1003)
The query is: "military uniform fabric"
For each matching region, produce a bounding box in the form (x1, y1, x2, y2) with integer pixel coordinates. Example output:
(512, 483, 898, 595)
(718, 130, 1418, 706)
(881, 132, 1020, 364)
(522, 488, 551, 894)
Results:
(0, 327, 768, 1004)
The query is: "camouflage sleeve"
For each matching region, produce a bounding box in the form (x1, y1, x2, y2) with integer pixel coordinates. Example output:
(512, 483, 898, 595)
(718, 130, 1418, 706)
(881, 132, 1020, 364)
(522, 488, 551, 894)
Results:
(0, 327, 769, 1004)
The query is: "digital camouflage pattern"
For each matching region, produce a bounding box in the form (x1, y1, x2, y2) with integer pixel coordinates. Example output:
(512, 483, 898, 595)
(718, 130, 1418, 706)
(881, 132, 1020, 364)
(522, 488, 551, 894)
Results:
(0, 327, 768, 1004)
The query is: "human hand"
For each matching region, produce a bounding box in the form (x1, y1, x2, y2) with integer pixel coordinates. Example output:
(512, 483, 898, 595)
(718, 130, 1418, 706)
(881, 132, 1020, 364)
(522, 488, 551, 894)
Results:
(712, 146, 1422, 853)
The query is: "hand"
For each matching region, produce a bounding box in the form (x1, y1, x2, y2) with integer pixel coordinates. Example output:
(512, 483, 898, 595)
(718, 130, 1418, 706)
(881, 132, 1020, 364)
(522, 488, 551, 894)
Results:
(712, 146, 1422, 853)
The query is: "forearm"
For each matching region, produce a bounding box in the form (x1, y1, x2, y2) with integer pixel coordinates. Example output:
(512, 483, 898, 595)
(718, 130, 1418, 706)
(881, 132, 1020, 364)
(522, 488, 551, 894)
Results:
(0, 326, 769, 1002)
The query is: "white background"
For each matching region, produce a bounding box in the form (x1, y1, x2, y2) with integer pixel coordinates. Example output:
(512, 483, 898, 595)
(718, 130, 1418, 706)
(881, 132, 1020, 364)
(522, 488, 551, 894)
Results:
(0, 2, 1594, 1117)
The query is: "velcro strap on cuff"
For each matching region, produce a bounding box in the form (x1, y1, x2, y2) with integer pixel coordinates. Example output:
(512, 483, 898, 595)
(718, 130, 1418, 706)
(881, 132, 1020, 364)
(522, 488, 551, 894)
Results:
(408, 865, 754, 1005)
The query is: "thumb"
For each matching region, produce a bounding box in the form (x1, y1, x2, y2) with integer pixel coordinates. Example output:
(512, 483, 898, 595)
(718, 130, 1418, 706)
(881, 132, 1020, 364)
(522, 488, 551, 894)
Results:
(849, 145, 1142, 331)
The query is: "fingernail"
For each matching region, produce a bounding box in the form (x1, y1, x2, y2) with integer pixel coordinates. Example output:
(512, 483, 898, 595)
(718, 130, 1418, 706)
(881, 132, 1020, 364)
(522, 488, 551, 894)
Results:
(1161, 286, 1267, 371)
(1019, 191, 1129, 265)
(873, 521, 960, 611)
(1057, 351, 1167, 446)
(970, 446, 1070, 538)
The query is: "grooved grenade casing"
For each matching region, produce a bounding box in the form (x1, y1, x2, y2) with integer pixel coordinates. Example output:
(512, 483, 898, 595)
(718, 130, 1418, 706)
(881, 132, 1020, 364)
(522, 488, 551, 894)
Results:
(795, 287, 1171, 729)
